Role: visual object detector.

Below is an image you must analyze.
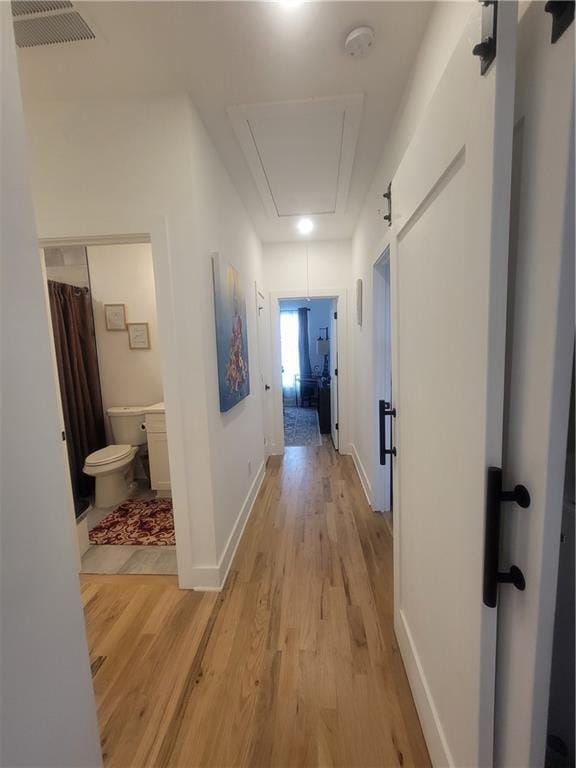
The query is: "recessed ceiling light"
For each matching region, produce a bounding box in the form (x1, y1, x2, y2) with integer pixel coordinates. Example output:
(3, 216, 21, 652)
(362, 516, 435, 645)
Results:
(297, 217, 314, 235)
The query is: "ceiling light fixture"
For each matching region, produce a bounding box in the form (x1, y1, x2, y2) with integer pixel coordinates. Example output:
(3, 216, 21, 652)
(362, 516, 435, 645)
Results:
(278, 0, 304, 9)
(297, 217, 314, 235)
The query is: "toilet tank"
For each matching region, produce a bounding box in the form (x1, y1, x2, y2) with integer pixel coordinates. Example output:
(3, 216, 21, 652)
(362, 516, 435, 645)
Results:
(107, 406, 147, 446)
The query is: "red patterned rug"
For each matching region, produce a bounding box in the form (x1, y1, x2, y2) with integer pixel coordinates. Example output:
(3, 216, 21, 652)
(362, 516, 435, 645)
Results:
(89, 498, 175, 546)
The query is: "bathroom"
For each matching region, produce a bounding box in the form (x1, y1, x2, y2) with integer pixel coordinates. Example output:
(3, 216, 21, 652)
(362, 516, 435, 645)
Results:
(43, 241, 176, 575)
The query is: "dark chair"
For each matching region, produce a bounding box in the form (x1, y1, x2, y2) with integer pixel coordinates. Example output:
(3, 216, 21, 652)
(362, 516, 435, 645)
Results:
(297, 376, 319, 408)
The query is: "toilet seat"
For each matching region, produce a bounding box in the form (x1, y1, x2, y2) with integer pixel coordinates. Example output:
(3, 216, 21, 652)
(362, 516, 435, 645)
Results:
(85, 444, 132, 467)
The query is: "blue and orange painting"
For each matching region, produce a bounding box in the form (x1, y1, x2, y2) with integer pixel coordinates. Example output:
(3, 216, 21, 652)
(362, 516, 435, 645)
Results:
(212, 253, 250, 412)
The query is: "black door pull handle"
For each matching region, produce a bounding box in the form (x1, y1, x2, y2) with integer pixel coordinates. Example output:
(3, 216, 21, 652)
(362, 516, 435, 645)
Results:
(483, 467, 530, 608)
(379, 400, 397, 465)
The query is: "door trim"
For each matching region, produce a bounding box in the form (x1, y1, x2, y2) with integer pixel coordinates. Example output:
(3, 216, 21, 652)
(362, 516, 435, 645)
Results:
(39, 222, 194, 588)
(269, 287, 348, 455)
(372, 244, 392, 513)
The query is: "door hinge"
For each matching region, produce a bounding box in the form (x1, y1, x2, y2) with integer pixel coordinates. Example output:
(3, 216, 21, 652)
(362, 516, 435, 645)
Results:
(333, 311, 338, 320)
(61, 431, 66, 442)
(545, 1, 574, 43)
(334, 368, 338, 376)
(335, 422, 339, 431)
(472, 0, 498, 75)
(382, 182, 392, 226)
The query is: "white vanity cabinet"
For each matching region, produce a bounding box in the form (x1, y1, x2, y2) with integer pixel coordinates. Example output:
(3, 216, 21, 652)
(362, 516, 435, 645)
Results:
(144, 404, 171, 496)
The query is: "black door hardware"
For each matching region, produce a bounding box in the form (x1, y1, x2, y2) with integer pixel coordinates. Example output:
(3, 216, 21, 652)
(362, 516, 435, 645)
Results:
(379, 400, 396, 466)
(545, 1, 575, 43)
(264, 385, 270, 390)
(473, 0, 498, 75)
(483, 466, 530, 608)
(382, 183, 392, 226)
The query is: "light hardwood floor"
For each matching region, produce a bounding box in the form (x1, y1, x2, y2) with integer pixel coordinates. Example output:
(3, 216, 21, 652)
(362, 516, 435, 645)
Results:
(81, 440, 430, 767)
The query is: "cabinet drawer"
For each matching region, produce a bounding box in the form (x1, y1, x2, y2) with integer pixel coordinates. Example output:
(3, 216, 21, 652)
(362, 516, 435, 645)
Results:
(145, 413, 167, 433)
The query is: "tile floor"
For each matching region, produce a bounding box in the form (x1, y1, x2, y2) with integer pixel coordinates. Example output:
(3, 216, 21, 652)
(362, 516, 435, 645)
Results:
(80, 484, 177, 576)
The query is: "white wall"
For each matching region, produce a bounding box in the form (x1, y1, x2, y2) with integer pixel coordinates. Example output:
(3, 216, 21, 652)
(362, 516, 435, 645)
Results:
(87, 243, 164, 427)
(22, 92, 265, 589)
(0, 6, 101, 765)
(264, 240, 351, 295)
(350, 0, 473, 504)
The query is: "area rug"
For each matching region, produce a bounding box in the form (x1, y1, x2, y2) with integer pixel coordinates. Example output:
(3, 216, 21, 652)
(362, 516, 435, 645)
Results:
(283, 406, 322, 447)
(89, 498, 175, 546)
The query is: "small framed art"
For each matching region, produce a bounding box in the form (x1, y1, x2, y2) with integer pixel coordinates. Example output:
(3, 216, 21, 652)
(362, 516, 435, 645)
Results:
(105, 304, 127, 331)
(127, 322, 150, 350)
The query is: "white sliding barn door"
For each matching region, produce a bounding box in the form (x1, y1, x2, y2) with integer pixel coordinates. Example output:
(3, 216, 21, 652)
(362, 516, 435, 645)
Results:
(495, 4, 574, 766)
(390, 3, 517, 766)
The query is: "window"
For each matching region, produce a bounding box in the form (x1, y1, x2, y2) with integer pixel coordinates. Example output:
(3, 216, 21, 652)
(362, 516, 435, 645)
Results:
(280, 310, 299, 388)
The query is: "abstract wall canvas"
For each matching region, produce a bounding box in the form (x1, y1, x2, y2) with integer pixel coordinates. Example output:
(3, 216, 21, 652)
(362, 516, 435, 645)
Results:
(212, 253, 250, 412)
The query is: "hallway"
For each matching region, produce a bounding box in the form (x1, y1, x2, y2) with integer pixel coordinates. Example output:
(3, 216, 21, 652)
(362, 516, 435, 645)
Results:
(81, 440, 430, 767)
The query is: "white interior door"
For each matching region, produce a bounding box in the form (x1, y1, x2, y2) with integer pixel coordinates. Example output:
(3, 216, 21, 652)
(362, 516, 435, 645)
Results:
(373, 251, 392, 512)
(495, 6, 574, 766)
(330, 301, 339, 450)
(390, 4, 517, 766)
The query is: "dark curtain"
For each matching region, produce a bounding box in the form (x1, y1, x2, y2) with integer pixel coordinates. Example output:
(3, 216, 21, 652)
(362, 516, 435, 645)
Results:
(48, 281, 106, 510)
(298, 307, 312, 377)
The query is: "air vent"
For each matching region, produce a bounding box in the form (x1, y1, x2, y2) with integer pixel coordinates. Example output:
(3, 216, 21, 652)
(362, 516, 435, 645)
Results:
(13, 10, 95, 47)
(11, 1, 73, 17)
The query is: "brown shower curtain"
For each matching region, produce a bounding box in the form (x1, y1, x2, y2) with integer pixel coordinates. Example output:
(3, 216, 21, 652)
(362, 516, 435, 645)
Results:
(48, 281, 106, 510)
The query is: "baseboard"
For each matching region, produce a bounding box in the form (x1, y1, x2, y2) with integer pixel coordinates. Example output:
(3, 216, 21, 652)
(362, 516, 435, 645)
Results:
(395, 608, 452, 767)
(350, 443, 372, 507)
(186, 460, 266, 591)
(217, 459, 265, 587)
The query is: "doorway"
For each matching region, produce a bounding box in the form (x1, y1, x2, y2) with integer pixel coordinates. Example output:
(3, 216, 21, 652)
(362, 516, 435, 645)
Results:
(270, 289, 346, 455)
(373, 247, 392, 513)
(279, 298, 333, 448)
(42, 241, 177, 576)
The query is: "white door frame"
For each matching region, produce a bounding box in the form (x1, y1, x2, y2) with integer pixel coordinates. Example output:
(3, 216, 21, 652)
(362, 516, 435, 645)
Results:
(329, 298, 340, 450)
(254, 281, 272, 459)
(372, 244, 392, 513)
(39, 224, 194, 589)
(269, 287, 348, 455)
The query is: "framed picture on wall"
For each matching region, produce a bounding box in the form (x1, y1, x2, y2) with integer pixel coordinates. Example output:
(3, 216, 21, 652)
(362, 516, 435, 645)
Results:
(127, 322, 150, 349)
(104, 303, 127, 331)
(212, 253, 250, 412)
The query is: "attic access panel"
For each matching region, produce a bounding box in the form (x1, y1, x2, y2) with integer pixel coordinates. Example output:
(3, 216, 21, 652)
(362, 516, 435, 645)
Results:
(228, 95, 363, 219)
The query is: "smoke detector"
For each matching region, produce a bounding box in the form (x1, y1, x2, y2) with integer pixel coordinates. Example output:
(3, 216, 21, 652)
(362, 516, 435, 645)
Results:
(344, 26, 375, 59)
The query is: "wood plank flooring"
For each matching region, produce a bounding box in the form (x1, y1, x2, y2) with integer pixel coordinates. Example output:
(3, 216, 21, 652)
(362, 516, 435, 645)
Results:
(81, 440, 430, 767)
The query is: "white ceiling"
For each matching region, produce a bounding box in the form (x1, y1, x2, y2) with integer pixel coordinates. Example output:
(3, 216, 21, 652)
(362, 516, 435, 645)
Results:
(16, 1, 433, 242)
(228, 94, 363, 218)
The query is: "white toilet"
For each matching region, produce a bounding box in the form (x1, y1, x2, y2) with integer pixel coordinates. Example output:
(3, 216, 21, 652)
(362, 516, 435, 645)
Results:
(83, 406, 148, 508)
